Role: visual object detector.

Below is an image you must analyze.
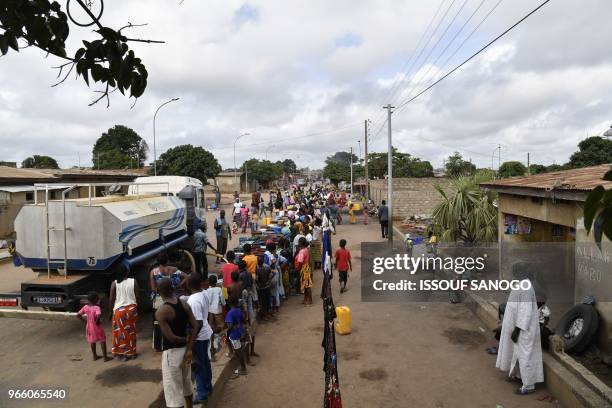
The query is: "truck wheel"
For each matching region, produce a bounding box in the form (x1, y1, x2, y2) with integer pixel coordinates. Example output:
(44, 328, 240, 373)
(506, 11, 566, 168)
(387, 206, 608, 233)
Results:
(133, 264, 153, 312)
(555, 304, 599, 354)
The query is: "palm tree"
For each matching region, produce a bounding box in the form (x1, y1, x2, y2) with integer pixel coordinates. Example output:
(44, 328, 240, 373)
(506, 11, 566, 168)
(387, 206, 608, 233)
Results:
(432, 172, 498, 244)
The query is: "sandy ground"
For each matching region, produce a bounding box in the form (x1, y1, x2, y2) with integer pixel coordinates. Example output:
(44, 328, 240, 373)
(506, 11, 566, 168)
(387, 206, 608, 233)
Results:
(0, 198, 557, 408)
(217, 219, 557, 408)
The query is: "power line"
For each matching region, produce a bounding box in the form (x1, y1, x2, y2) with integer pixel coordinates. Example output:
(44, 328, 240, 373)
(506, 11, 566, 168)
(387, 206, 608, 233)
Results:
(221, 122, 362, 151)
(370, 0, 461, 138)
(368, 0, 503, 151)
(374, 0, 468, 142)
(397, 0, 489, 107)
(395, 0, 551, 111)
(367, 0, 448, 125)
(434, 0, 505, 83)
(394, 0, 470, 111)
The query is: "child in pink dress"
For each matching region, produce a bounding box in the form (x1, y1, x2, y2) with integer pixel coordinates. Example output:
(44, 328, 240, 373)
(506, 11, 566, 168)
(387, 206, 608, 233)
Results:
(77, 292, 111, 361)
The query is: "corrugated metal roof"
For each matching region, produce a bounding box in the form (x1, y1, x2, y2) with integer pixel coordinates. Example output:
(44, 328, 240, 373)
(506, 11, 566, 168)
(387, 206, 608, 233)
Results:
(0, 166, 56, 180)
(37, 168, 146, 177)
(481, 164, 612, 191)
(0, 166, 145, 182)
(0, 185, 69, 193)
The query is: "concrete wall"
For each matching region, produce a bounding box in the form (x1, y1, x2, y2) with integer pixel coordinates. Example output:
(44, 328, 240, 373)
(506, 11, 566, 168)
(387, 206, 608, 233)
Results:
(216, 175, 241, 194)
(497, 194, 578, 282)
(369, 177, 450, 220)
(575, 215, 612, 361)
(497, 192, 612, 360)
(497, 193, 578, 308)
(497, 194, 582, 231)
(216, 175, 258, 194)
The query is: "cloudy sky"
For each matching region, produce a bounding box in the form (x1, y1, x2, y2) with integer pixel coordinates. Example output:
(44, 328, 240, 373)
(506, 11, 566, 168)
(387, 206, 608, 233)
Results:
(1, 0, 611, 170)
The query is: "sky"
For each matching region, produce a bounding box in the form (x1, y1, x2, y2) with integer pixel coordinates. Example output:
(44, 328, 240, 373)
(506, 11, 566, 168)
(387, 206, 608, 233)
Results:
(1, 0, 612, 170)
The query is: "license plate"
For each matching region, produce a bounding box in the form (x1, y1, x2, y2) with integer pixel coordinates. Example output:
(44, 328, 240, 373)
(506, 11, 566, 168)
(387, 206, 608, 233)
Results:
(34, 296, 62, 305)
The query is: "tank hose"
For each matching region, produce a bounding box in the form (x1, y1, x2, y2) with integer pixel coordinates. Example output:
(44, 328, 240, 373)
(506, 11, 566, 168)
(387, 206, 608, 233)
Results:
(180, 249, 196, 274)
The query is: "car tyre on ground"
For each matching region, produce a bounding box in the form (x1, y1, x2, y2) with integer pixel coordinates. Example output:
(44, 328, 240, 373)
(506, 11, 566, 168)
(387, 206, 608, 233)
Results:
(555, 304, 599, 354)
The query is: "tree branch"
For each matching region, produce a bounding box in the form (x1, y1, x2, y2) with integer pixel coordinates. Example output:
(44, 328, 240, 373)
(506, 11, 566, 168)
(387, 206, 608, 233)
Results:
(118, 22, 149, 32)
(125, 37, 165, 44)
(89, 83, 110, 108)
(51, 61, 76, 87)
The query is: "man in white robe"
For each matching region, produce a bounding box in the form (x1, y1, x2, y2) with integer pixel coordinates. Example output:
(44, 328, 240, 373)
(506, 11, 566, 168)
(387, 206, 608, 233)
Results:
(496, 263, 544, 395)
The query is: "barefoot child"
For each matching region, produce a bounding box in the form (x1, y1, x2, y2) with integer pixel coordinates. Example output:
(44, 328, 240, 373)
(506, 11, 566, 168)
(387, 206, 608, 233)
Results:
(225, 297, 248, 378)
(77, 292, 111, 361)
(334, 239, 352, 293)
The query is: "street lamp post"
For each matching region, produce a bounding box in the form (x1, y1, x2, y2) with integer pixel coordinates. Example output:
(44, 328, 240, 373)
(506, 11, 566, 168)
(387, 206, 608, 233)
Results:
(234, 132, 250, 189)
(153, 97, 180, 176)
(265, 144, 276, 160)
(491, 144, 501, 176)
(349, 147, 353, 196)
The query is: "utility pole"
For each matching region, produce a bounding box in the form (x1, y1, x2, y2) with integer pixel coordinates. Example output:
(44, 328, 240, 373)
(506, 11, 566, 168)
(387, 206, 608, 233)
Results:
(527, 152, 530, 176)
(350, 146, 353, 196)
(491, 144, 501, 178)
(384, 104, 394, 243)
(245, 162, 248, 193)
(364, 119, 370, 200)
(265, 144, 276, 160)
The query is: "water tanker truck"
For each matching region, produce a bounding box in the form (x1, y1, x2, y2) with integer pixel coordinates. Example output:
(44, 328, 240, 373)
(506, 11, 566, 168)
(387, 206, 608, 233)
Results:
(8, 176, 205, 313)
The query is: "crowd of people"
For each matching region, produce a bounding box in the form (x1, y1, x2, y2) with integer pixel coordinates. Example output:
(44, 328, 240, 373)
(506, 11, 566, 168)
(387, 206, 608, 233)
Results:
(72, 181, 564, 404)
(75, 183, 366, 408)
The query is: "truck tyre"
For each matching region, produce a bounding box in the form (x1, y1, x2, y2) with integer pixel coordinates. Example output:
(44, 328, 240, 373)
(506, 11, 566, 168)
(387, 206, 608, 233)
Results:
(555, 304, 599, 354)
(133, 264, 153, 312)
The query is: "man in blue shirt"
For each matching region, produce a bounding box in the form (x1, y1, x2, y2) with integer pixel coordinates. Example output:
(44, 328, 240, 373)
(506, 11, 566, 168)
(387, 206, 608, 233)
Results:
(378, 200, 389, 239)
(214, 210, 232, 264)
(193, 225, 216, 279)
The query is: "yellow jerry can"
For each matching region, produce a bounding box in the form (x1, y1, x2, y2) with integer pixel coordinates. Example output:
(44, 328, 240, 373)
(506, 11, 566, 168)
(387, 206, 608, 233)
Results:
(335, 306, 352, 335)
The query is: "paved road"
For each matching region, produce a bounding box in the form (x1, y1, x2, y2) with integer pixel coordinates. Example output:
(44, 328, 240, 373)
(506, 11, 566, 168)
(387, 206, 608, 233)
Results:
(217, 219, 554, 408)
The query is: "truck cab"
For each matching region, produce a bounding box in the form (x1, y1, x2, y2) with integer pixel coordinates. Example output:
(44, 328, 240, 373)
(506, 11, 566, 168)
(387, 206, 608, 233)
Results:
(128, 176, 206, 235)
